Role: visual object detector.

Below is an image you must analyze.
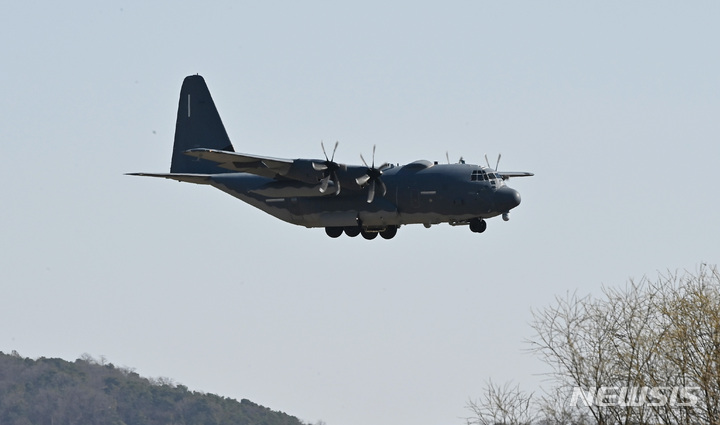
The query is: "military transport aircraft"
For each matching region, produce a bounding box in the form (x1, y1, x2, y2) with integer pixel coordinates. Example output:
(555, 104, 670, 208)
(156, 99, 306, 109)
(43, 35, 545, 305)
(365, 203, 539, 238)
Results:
(128, 75, 533, 240)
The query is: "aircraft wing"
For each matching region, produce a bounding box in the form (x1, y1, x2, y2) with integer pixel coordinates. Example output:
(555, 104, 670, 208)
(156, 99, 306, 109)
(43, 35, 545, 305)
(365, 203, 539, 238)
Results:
(183, 148, 294, 179)
(498, 171, 534, 180)
(150, 148, 375, 191)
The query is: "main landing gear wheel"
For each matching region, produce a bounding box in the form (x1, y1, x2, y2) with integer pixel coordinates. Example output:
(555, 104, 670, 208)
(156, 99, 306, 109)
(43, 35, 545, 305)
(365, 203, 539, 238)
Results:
(344, 226, 361, 237)
(361, 229, 378, 240)
(325, 227, 343, 238)
(469, 218, 487, 233)
(380, 225, 398, 240)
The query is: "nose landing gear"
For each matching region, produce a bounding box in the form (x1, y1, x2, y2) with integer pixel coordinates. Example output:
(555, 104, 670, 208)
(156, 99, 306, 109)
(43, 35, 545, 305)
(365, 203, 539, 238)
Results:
(469, 218, 487, 233)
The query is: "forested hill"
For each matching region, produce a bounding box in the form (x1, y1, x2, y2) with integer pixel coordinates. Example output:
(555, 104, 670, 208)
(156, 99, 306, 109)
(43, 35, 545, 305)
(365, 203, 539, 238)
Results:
(0, 351, 306, 425)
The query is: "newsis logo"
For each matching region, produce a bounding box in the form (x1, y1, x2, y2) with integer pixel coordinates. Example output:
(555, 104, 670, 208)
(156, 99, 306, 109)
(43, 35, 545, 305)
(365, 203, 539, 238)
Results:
(570, 387, 701, 408)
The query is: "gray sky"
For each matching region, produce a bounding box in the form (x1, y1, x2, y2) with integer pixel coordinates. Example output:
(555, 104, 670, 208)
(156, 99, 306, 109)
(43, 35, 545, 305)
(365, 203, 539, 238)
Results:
(2, 2, 719, 424)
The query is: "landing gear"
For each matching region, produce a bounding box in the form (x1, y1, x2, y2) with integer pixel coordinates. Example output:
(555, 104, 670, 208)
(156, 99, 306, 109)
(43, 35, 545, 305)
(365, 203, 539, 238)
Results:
(344, 226, 361, 237)
(325, 227, 343, 238)
(469, 218, 487, 233)
(380, 225, 398, 240)
(326, 225, 398, 240)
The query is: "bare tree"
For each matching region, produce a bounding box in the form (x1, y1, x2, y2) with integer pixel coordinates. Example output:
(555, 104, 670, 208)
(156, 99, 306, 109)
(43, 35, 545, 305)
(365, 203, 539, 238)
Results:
(528, 291, 618, 425)
(528, 265, 720, 425)
(465, 380, 535, 425)
(655, 266, 720, 425)
(535, 385, 591, 425)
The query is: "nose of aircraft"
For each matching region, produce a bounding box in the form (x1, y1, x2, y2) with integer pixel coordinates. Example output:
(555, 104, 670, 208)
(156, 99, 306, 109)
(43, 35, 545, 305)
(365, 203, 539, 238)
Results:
(494, 186, 521, 211)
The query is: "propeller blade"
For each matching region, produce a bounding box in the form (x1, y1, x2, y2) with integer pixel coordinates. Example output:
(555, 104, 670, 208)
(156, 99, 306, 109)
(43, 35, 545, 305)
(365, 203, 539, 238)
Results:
(312, 162, 328, 171)
(371, 145, 376, 168)
(495, 153, 502, 170)
(319, 174, 330, 193)
(485, 154, 490, 168)
(377, 179, 387, 197)
(331, 141, 339, 161)
(360, 153, 369, 168)
(321, 141, 329, 161)
(332, 171, 341, 195)
(367, 180, 376, 203)
(355, 174, 371, 186)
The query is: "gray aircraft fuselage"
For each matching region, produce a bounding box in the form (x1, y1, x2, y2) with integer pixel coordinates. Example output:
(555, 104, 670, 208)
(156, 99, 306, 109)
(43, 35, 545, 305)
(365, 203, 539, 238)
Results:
(206, 162, 521, 228)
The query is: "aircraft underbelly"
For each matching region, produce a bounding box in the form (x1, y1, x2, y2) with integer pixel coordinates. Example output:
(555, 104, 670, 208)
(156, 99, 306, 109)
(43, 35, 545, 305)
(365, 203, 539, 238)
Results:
(396, 212, 479, 225)
(301, 198, 399, 227)
(208, 173, 496, 229)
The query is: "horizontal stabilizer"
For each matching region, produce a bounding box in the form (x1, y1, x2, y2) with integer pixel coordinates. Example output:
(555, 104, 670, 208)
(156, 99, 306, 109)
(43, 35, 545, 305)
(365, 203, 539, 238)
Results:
(126, 173, 213, 185)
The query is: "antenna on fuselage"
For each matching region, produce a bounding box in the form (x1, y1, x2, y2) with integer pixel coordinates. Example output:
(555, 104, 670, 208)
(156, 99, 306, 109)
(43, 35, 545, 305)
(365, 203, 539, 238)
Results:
(446, 151, 450, 164)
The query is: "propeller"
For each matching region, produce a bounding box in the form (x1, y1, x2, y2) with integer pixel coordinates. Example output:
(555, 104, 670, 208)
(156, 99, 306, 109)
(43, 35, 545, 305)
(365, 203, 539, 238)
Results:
(312, 141, 344, 195)
(355, 145, 389, 203)
(484, 153, 501, 170)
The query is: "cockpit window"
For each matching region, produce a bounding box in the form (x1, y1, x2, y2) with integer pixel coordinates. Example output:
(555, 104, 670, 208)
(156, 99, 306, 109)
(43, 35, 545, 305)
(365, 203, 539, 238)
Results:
(471, 169, 494, 182)
(471, 169, 505, 187)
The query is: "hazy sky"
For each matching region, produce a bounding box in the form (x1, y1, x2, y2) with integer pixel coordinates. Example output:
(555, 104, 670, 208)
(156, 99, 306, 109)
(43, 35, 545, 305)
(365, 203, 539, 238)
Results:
(2, 2, 719, 424)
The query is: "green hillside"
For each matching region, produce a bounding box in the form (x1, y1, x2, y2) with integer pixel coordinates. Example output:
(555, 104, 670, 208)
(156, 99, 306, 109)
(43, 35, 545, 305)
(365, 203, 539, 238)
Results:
(0, 351, 305, 425)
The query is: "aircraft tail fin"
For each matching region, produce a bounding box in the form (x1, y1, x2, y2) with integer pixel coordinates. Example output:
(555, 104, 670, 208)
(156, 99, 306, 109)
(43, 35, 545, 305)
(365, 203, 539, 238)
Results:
(170, 75, 236, 174)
